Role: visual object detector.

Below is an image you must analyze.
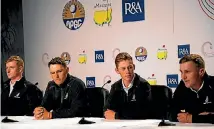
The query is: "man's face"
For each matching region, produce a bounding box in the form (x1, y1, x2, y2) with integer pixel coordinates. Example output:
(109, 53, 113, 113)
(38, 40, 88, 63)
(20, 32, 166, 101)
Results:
(115, 60, 135, 83)
(6, 61, 22, 80)
(180, 61, 204, 88)
(49, 64, 68, 85)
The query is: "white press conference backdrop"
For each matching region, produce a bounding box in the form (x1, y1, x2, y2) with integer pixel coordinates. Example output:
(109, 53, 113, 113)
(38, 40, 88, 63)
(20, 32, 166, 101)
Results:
(22, 0, 214, 92)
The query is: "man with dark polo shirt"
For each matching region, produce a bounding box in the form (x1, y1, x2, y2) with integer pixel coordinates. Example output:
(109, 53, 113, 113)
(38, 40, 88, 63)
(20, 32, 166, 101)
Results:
(33, 57, 86, 119)
(1, 56, 42, 116)
(104, 52, 152, 119)
(169, 54, 214, 123)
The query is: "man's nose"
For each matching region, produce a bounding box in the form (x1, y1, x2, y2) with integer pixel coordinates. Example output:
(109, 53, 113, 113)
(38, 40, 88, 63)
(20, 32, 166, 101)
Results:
(6, 69, 10, 73)
(181, 73, 186, 80)
(56, 73, 59, 78)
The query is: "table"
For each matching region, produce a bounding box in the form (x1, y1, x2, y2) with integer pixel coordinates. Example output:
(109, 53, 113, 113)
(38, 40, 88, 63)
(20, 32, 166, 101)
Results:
(1, 116, 213, 129)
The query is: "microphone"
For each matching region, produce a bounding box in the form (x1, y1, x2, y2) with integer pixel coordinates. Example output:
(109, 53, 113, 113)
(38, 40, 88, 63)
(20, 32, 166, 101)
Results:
(158, 118, 175, 126)
(158, 103, 175, 126)
(102, 80, 111, 88)
(1, 117, 19, 123)
(35, 82, 39, 86)
(78, 117, 95, 124)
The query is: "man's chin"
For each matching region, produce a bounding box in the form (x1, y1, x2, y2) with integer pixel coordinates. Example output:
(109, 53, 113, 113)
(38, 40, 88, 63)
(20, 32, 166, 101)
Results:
(124, 78, 132, 82)
(54, 81, 62, 86)
(184, 83, 191, 88)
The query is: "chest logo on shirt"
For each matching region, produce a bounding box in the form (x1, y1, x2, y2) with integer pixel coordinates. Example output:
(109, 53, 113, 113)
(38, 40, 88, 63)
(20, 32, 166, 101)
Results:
(203, 96, 212, 104)
(64, 93, 68, 100)
(14, 93, 20, 98)
(131, 94, 136, 101)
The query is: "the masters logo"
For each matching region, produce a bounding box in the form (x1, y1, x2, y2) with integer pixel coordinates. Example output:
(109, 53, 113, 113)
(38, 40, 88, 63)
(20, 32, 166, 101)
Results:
(62, 0, 85, 30)
(147, 74, 157, 85)
(78, 50, 87, 64)
(157, 45, 168, 60)
(94, 0, 112, 26)
(122, 0, 145, 22)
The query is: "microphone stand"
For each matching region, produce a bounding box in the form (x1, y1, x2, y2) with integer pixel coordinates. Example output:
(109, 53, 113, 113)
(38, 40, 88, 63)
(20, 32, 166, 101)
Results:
(102, 80, 111, 88)
(158, 106, 175, 126)
(158, 118, 175, 126)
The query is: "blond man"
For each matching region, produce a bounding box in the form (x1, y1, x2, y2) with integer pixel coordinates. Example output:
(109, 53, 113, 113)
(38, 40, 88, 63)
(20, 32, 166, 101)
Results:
(1, 56, 42, 116)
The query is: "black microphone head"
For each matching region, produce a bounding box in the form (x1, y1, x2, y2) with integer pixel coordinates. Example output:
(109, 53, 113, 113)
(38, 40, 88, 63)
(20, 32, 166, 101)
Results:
(107, 80, 111, 84)
(35, 82, 39, 86)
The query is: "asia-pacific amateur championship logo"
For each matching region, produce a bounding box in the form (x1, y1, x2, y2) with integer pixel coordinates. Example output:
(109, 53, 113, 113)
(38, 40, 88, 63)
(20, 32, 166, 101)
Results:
(94, 0, 112, 26)
(135, 47, 147, 62)
(61, 52, 71, 65)
(62, 0, 85, 30)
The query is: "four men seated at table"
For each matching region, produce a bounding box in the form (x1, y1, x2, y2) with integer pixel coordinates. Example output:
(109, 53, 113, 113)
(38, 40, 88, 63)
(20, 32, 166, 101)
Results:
(1, 54, 214, 123)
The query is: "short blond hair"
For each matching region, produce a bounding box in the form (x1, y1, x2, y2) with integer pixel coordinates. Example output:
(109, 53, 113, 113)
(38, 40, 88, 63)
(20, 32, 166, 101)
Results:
(179, 54, 205, 69)
(6, 56, 24, 68)
(115, 52, 133, 68)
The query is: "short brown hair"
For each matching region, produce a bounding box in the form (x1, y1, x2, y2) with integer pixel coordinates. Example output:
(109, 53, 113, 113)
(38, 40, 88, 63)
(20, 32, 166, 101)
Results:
(48, 57, 67, 68)
(115, 52, 133, 68)
(179, 54, 205, 69)
(6, 56, 24, 68)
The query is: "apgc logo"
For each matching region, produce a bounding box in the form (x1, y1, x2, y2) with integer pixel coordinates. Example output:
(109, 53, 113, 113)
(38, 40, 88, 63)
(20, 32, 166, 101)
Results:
(62, 0, 85, 30)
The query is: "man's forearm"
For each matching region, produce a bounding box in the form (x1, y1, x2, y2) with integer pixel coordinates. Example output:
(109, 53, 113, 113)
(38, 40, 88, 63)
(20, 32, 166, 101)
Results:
(192, 114, 214, 123)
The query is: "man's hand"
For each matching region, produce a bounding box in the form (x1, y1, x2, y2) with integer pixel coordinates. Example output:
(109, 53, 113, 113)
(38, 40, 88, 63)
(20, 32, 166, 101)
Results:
(33, 107, 52, 120)
(199, 112, 209, 115)
(104, 109, 116, 120)
(177, 112, 192, 123)
(199, 112, 214, 115)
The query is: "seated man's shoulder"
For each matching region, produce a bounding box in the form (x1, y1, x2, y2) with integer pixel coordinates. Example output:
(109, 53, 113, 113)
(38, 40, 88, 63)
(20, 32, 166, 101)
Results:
(24, 80, 41, 91)
(138, 76, 148, 84)
(24, 80, 37, 88)
(2, 80, 10, 89)
(111, 79, 122, 90)
(46, 81, 56, 89)
(208, 75, 214, 84)
(136, 75, 151, 88)
(177, 80, 189, 90)
(69, 75, 85, 88)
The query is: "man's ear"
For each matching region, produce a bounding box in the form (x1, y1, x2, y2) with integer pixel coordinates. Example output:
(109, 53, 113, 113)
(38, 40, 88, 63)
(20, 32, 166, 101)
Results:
(66, 67, 69, 73)
(19, 66, 23, 72)
(115, 68, 119, 74)
(199, 68, 205, 77)
(133, 64, 135, 70)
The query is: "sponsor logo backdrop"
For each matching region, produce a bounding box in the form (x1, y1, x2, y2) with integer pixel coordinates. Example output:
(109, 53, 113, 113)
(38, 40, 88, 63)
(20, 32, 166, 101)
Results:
(22, 0, 214, 91)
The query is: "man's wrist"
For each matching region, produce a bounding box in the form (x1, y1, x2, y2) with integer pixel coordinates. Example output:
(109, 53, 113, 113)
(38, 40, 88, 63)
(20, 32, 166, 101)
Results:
(48, 112, 52, 119)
